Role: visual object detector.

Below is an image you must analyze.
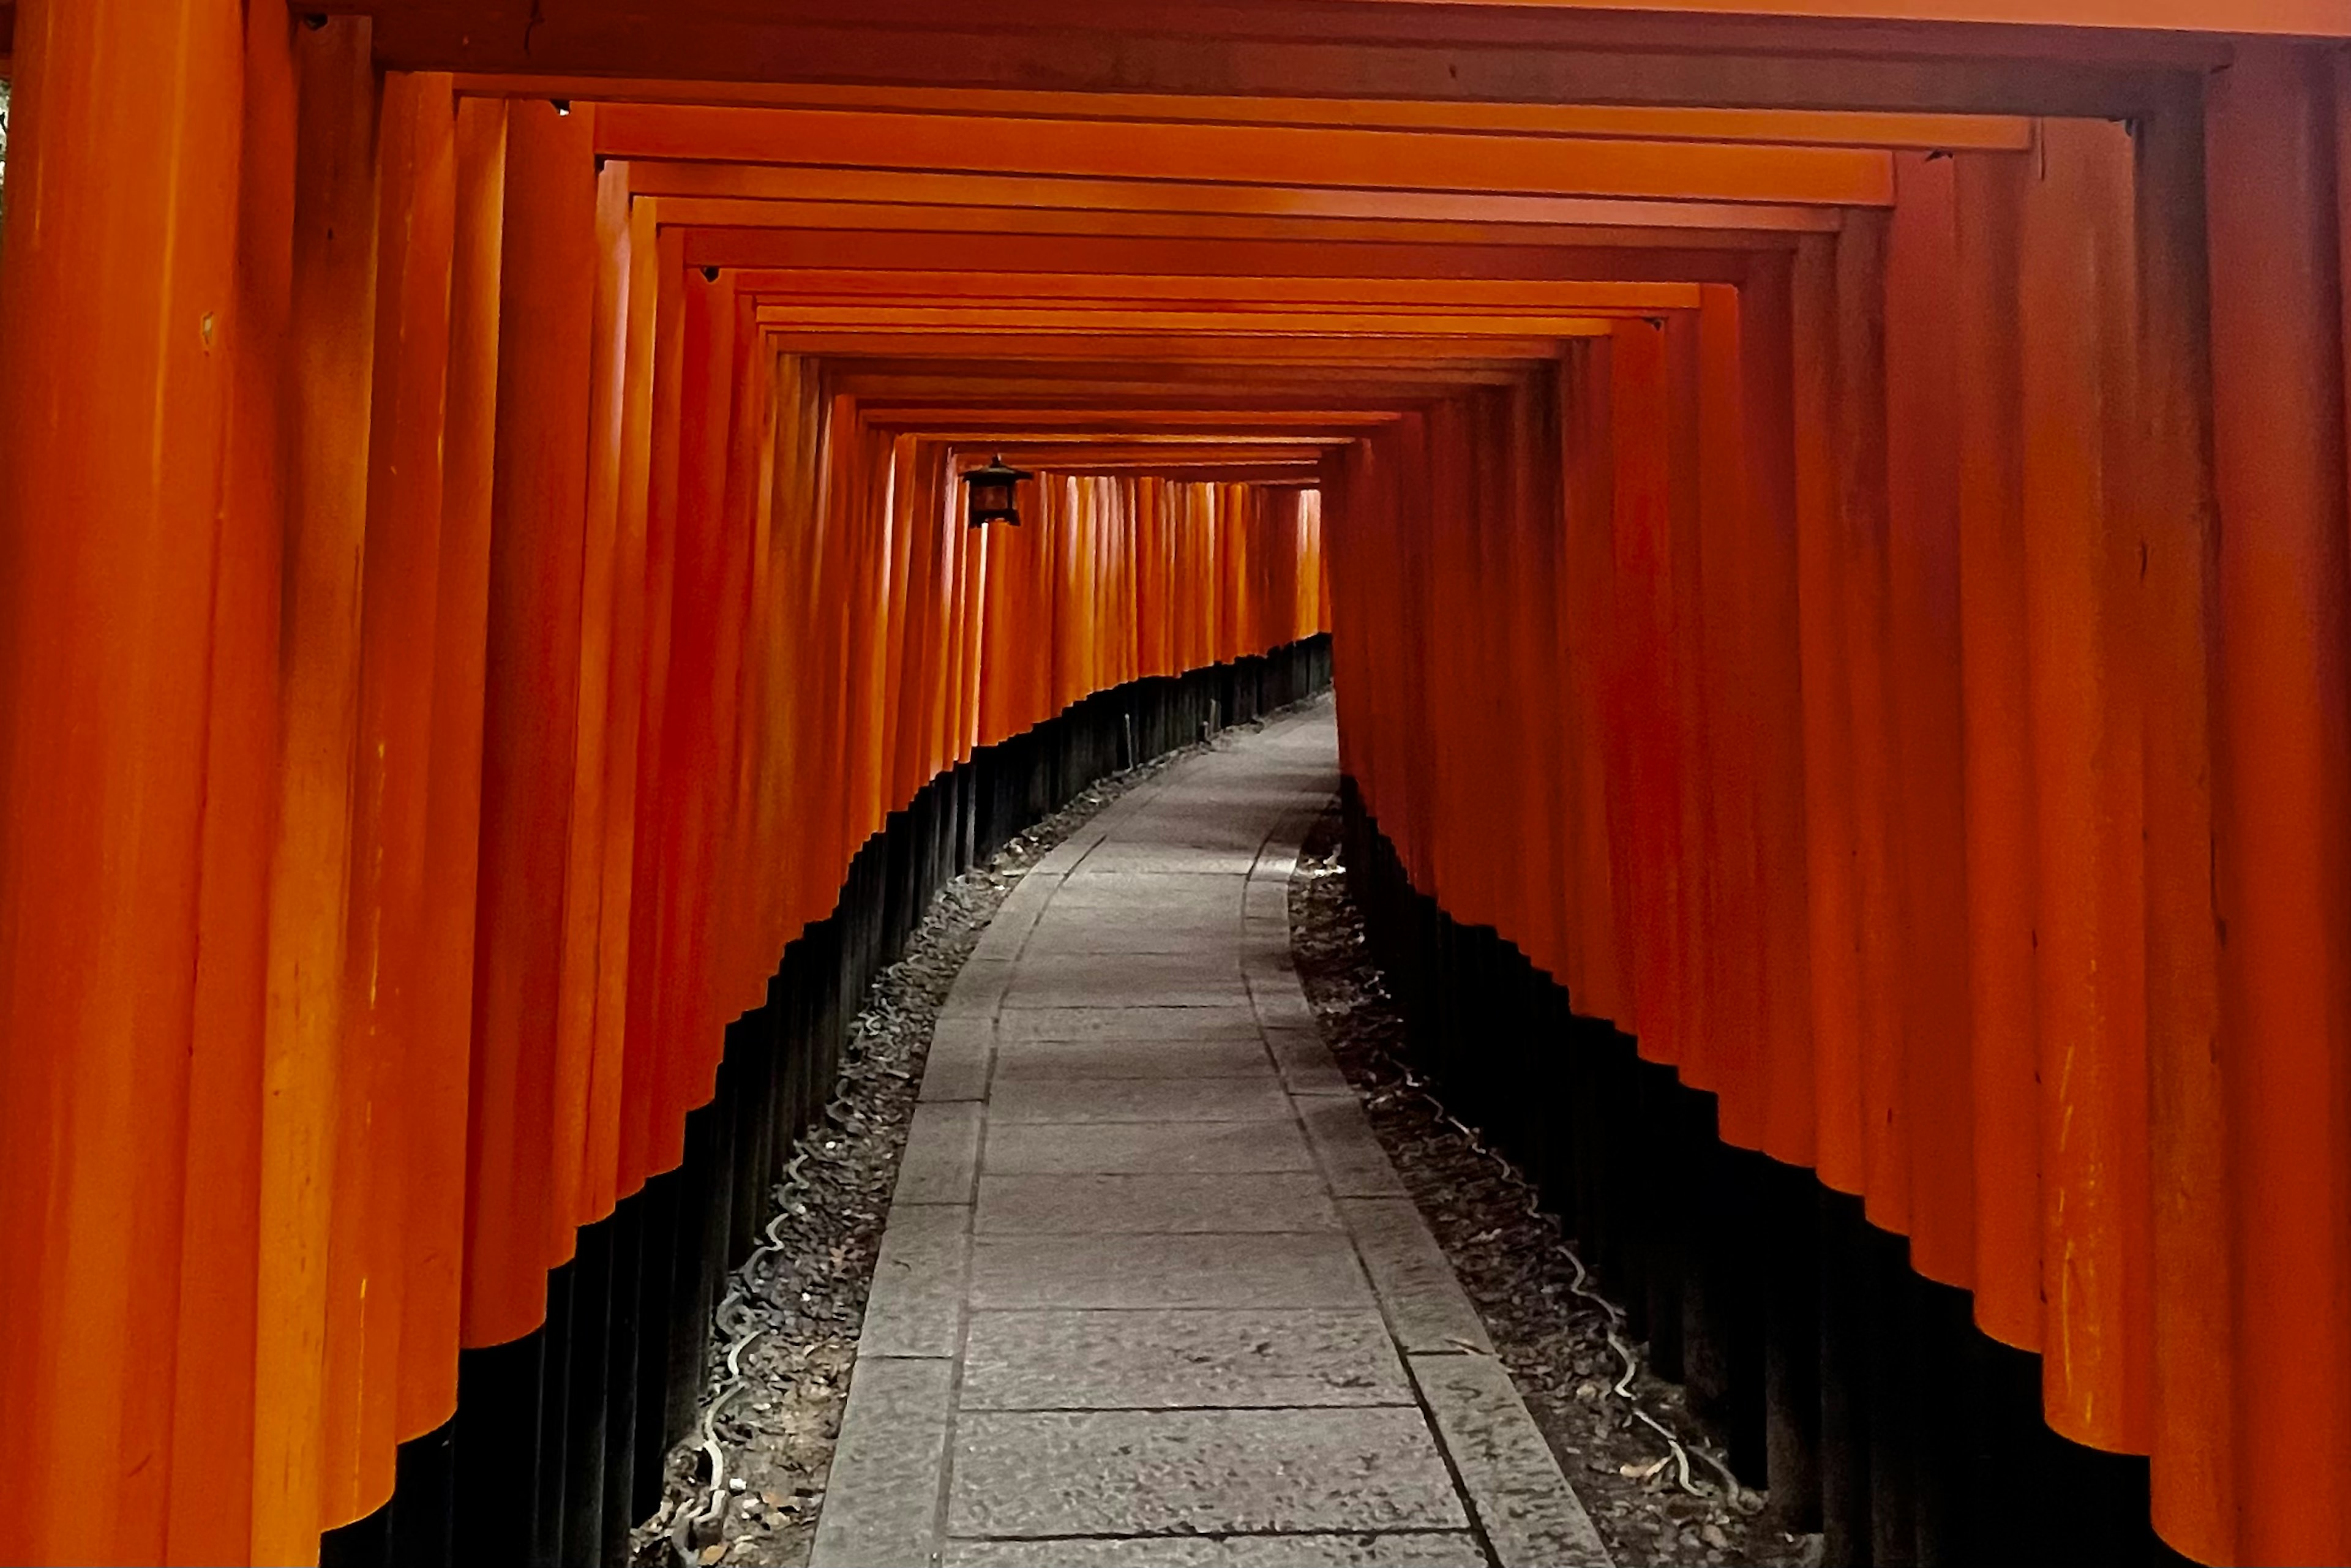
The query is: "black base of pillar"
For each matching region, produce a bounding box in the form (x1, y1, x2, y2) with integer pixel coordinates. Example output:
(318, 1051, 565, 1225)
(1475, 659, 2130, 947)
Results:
(1339, 782, 2192, 1568)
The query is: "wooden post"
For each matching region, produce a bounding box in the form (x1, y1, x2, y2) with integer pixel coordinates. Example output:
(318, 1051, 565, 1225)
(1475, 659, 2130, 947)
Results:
(0, 0, 250, 1559)
(2205, 39, 2351, 1567)
(252, 20, 380, 1564)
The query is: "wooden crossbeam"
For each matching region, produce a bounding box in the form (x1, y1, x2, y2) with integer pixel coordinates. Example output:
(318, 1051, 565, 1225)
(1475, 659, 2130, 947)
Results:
(346, 2, 2209, 116)
(633, 173, 1847, 234)
(753, 304, 1636, 335)
(861, 409, 1404, 429)
(762, 330, 1573, 361)
(459, 79, 2039, 150)
(729, 272, 1706, 310)
(593, 103, 1894, 206)
(1352, 0, 2341, 33)
(678, 223, 1775, 281)
(332, 0, 2327, 42)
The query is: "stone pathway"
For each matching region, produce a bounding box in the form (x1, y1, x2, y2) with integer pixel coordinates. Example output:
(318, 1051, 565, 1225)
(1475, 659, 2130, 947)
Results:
(809, 700, 1610, 1568)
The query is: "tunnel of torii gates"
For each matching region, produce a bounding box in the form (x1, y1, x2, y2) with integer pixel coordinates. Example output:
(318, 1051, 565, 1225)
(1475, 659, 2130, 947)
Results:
(8, 1, 2351, 1566)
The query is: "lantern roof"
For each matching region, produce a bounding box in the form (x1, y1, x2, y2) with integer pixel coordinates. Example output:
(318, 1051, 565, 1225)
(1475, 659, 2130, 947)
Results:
(962, 453, 1035, 488)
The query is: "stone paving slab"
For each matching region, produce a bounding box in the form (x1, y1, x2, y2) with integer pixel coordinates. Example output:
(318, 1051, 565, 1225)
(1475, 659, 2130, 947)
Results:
(944, 1532, 1489, 1568)
(895, 1101, 984, 1205)
(1339, 1199, 1495, 1356)
(1044, 871, 1247, 908)
(1016, 931, 1247, 962)
(1266, 1026, 1354, 1096)
(997, 1005, 1262, 1043)
(920, 1016, 994, 1103)
(969, 1232, 1374, 1310)
(966, 923, 1037, 965)
(1245, 877, 1291, 913)
(1074, 843, 1267, 875)
(982, 1119, 1319, 1175)
(975, 1172, 1341, 1234)
(964, 938, 1023, 971)
(988, 1075, 1294, 1124)
(1007, 952, 1250, 983)
(1250, 983, 1318, 1030)
(1242, 945, 1301, 978)
(1241, 930, 1294, 960)
(991, 874, 1065, 920)
(860, 1204, 972, 1358)
(1105, 838, 1278, 865)
(947, 1408, 1471, 1537)
(1002, 977, 1254, 1010)
(990, 1038, 1275, 1081)
(1027, 901, 1240, 938)
(816, 701, 1609, 1568)
(809, 1357, 955, 1568)
(946, 956, 1018, 1003)
(1412, 1352, 1611, 1567)
(1299, 1097, 1412, 1199)
(1096, 812, 1273, 842)
(959, 1307, 1410, 1409)
(1003, 964, 1252, 1008)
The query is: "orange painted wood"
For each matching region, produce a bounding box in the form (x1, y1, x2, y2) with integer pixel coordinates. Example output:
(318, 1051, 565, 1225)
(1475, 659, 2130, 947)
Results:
(749, 304, 1642, 340)
(1732, 254, 1817, 1168)
(2016, 116, 2150, 1455)
(703, 283, 768, 1027)
(1609, 318, 1679, 1060)
(0, 0, 249, 1559)
(682, 205, 1810, 269)
(324, 65, 458, 1528)
(643, 174, 1845, 241)
(2132, 81, 2233, 1568)
(677, 224, 1781, 284)
(463, 97, 599, 1349)
(1695, 285, 1766, 1150)
(468, 78, 2038, 151)
(643, 261, 738, 1147)
(1790, 230, 1866, 1197)
(252, 24, 382, 1561)
(1951, 144, 2042, 1355)
(586, 177, 662, 1218)
(162, 7, 299, 1562)
(356, 5, 2199, 121)
(556, 155, 636, 1238)
(1662, 312, 1713, 1084)
(1361, 0, 2349, 31)
(1881, 150, 1973, 1288)
(2205, 42, 2351, 1566)
(620, 222, 691, 1184)
(1825, 209, 1910, 1236)
(323, 0, 2346, 37)
(732, 271, 1709, 312)
(403, 91, 509, 1437)
(1559, 337, 1628, 1023)
(594, 103, 1895, 208)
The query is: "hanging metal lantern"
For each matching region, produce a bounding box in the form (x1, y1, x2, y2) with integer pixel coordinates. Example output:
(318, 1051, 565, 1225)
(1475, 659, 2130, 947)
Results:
(962, 453, 1033, 527)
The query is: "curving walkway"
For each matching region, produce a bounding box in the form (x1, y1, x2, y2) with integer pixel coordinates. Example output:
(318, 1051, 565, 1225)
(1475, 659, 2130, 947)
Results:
(811, 699, 1608, 1568)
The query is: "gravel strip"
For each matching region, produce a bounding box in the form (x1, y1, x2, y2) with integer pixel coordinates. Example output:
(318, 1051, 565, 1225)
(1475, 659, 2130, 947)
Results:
(631, 718, 1293, 1568)
(1289, 807, 1820, 1568)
